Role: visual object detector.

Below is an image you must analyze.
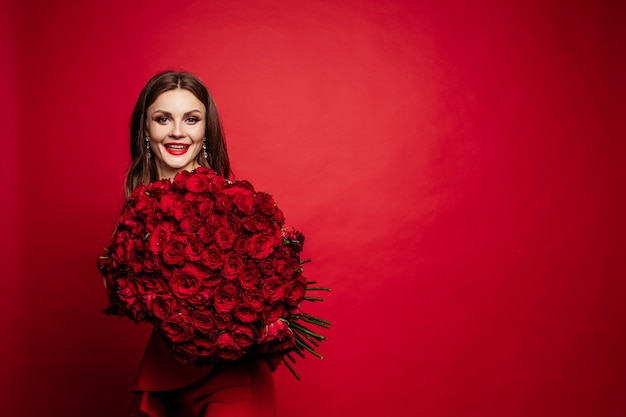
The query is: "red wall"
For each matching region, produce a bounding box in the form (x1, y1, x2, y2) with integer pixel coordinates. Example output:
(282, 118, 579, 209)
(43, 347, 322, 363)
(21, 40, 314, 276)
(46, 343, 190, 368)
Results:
(2, 1, 625, 416)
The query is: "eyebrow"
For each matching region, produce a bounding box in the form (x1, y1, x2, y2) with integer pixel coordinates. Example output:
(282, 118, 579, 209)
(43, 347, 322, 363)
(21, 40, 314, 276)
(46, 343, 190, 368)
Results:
(151, 109, 204, 116)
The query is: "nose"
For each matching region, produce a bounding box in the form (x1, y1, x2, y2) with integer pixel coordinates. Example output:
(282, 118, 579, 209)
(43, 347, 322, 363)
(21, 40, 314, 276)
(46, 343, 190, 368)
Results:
(170, 121, 184, 138)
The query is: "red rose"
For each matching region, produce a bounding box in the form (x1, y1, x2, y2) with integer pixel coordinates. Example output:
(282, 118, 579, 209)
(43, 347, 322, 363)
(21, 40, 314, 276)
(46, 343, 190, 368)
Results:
(239, 263, 260, 289)
(187, 288, 213, 308)
(196, 197, 215, 218)
(232, 179, 255, 191)
(228, 187, 255, 215)
(258, 258, 275, 276)
(271, 207, 285, 224)
(214, 227, 236, 250)
(247, 233, 278, 259)
(159, 193, 182, 217)
(195, 332, 218, 351)
(215, 332, 245, 360)
(180, 216, 202, 232)
(232, 236, 247, 255)
(135, 277, 168, 295)
(230, 323, 256, 348)
(200, 244, 224, 270)
(162, 240, 186, 265)
(213, 313, 232, 330)
(241, 213, 271, 233)
(213, 283, 238, 313)
(170, 268, 202, 298)
(186, 173, 210, 193)
(208, 174, 227, 194)
(151, 295, 178, 319)
(161, 315, 194, 343)
(174, 201, 194, 222)
(197, 225, 216, 244)
(257, 319, 296, 354)
(261, 277, 285, 303)
(261, 303, 285, 324)
(148, 223, 173, 255)
(242, 288, 266, 312)
(184, 235, 204, 261)
(234, 304, 260, 323)
(220, 212, 242, 233)
(274, 258, 297, 277)
(221, 252, 244, 281)
(254, 192, 276, 216)
(191, 310, 215, 333)
(214, 194, 232, 212)
(172, 169, 191, 190)
(284, 276, 307, 306)
(201, 272, 223, 288)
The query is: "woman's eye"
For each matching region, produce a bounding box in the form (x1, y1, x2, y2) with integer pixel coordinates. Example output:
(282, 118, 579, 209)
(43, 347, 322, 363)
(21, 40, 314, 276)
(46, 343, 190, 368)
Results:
(186, 117, 199, 124)
(155, 116, 169, 123)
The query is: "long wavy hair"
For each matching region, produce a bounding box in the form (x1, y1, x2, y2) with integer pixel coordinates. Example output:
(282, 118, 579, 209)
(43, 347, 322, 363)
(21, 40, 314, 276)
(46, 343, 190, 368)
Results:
(124, 70, 231, 196)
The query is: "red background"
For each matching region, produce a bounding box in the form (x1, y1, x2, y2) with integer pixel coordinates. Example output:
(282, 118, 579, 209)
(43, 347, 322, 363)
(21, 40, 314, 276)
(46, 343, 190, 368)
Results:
(1, 1, 625, 416)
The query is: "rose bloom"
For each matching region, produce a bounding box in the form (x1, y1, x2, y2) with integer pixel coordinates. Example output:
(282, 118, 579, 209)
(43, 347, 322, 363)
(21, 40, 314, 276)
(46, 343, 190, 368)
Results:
(254, 192, 276, 216)
(170, 268, 202, 298)
(257, 319, 296, 354)
(241, 213, 271, 233)
(159, 193, 182, 217)
(221, 252, 244, 281)
(161, 315, 194, 343)
(162, 240, 186, 265)
(284, 276, 307, 306)
(187, 288, 213, 308)
(213, 283, 239, 313)
(274, 258, 298, 277)
(234, 304, 260, 323)
(239, 263, 260, 289)
(247, 233, 278, 260)
(232, 236, 247, 255)
(261, 303, 285, 325)
(174, 201, 195, 222)
(228, 187, 256, 216)
(215, 332, 245, 360)
(180, 216, 202, 233)
(184, 235, 204, 261)
(151, 295, 178, 320)
(214, 227, 236, 250)
(214, 194, 233, 212)
(231, 323, 256, 348)
(242, 288, 266, 312)
(191, 310, 215, 333)
(261, 276, 285, 303)
(196, 197, 215, 218)
(208, 173, 227, 194)
(258, 258, 276, 276)
(213, 313, 232, 330)
(185, 172, 210, 193)
(197, 225, 216, 245)
(148, 223, 174, 255)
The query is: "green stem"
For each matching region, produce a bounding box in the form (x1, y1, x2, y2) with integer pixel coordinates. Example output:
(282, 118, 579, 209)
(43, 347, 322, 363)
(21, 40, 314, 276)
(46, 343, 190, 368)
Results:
(295, 337, 324, 359)
(291, 322, 327, 340)
(282, 359, 301, 380)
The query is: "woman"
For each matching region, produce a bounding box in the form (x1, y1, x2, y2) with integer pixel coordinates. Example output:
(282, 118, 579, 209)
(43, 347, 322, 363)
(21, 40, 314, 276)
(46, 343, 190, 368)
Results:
(120, 70, 279, 417)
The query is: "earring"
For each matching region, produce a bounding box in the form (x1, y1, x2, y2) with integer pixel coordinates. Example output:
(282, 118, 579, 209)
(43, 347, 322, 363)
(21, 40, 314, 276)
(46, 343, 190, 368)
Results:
(145, 137, 151, 158)
(202, 137, 208, 159)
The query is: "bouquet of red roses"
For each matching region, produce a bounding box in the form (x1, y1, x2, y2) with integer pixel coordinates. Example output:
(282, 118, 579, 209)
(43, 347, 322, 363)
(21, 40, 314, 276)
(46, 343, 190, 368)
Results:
(97, 167, 329, 378)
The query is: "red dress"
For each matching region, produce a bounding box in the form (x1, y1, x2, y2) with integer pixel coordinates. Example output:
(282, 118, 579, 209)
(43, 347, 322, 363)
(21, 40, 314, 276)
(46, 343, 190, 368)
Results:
(130, 331, 280, 417)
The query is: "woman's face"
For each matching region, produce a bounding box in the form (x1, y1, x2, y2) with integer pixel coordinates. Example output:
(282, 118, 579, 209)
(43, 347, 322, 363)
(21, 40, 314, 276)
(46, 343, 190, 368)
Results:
(146, 89, 206, 180)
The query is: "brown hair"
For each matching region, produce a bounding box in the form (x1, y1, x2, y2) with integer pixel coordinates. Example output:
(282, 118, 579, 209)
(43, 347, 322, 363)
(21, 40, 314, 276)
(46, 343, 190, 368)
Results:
(125, 70, 231, 196)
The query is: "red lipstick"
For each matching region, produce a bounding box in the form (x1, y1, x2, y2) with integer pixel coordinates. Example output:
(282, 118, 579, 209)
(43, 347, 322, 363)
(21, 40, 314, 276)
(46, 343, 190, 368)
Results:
(164, 143, 190, 156)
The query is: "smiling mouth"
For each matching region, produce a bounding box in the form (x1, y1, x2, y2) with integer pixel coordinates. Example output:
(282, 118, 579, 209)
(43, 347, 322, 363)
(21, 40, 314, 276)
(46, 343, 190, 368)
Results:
(164, 143, 190, 156)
